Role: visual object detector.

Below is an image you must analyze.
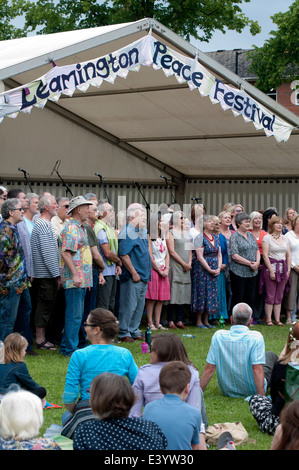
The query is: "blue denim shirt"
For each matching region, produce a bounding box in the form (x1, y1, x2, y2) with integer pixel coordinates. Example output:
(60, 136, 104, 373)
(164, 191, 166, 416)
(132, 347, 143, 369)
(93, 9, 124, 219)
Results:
(118, 223, 151, 283)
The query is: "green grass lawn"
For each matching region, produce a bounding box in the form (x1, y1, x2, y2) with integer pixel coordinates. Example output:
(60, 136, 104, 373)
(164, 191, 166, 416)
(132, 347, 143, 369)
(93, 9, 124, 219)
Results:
(25, 322, 289, 450)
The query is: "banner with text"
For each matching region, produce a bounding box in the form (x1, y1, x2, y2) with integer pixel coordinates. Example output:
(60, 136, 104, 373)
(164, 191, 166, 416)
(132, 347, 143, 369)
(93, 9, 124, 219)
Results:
(0, 34, 293, 142)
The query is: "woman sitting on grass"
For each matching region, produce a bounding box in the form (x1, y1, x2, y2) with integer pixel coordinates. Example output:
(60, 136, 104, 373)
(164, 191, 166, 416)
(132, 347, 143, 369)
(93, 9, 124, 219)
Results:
(0, 390, 60, 450)
(249, 321, 299, 435)
(73, 373, 167, 450)
(61, 308, 138, 439)
(129, 332, 208, 449)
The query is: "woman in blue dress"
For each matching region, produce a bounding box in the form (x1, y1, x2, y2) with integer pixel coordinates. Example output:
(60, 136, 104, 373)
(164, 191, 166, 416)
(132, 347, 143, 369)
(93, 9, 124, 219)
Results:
(212, 215, 229, 323)
(192, 215, 222, 328)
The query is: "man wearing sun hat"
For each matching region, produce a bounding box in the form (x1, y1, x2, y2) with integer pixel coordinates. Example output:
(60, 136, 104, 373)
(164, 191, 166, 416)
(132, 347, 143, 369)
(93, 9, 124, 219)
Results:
(58, 196, 93, 357)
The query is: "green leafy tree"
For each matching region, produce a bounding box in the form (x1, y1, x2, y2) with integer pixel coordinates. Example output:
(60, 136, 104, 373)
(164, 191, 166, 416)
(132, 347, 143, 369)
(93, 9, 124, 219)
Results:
(0, 0, 31, 39)
(248, 0, 299, 92)
(22, 0, 260, 41)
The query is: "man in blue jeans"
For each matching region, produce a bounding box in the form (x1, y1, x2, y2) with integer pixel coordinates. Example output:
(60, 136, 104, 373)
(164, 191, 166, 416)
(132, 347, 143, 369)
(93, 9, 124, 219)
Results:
(118, 203, 151, 342)
(59, 196, 93, 357)
(0, 198, 30, 342)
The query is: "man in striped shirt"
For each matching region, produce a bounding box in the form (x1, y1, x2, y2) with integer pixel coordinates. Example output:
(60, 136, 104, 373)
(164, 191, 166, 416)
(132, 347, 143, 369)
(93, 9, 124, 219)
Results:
(200, 302, 277, 398)
(31, 194, 60, 350)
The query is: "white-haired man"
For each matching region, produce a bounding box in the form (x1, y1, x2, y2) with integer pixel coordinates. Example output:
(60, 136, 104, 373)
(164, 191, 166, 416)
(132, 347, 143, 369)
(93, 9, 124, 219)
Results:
(117, 203, 151, 342)
(31, 194, 60, 350)
(200, 302, 277, 398)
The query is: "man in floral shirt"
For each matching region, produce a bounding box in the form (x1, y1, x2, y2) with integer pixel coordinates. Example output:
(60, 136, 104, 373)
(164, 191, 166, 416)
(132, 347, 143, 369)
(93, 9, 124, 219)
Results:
(58, 196, 93, 357)
(0, 198, 29, 341)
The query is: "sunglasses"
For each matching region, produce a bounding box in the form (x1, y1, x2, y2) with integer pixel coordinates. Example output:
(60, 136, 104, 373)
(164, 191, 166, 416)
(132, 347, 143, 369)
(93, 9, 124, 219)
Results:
(83, 322, 98, 328)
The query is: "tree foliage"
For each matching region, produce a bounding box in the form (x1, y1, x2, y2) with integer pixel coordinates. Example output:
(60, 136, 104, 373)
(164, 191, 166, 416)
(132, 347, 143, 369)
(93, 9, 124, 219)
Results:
(19, 0, 260, 42)
(0, 0, 30, 39)
(248, 0, 299, 92)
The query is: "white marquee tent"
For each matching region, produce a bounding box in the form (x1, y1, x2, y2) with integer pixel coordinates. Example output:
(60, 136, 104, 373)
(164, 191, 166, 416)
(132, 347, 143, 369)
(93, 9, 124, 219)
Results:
(0, 18, 298, 211)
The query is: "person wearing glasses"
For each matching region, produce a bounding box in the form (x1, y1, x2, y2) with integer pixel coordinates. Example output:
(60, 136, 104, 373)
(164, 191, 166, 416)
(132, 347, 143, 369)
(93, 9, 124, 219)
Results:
(0, 198, 29, 342)
(50, 197, 70, 238)
(61, 308, 138, 440)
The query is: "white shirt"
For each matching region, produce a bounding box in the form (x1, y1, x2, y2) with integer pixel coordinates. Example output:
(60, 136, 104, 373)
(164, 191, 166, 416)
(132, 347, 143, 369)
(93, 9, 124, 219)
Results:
(285, 230, 299, 268)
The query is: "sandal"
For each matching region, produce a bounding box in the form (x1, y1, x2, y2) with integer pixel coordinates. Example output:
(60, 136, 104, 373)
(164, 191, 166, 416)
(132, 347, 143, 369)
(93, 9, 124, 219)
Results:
(148, 324, 158, 330)
(274, 321, 284, 326)
(266, 321, 273, 326)
(155, 324, 168, 330)
(35, 340, 56, 350)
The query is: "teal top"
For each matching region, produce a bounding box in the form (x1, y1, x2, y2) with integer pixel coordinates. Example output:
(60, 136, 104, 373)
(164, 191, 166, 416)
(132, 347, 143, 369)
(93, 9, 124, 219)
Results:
(62, 344, 139, 403)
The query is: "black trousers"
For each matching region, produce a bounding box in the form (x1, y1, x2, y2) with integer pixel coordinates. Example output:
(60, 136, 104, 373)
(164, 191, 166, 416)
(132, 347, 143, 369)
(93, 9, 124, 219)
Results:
(229, 270, 258, 313)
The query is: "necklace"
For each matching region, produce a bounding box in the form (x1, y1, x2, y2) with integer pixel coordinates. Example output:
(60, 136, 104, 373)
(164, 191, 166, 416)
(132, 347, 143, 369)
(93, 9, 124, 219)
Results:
(204, 232, 214, 243)
(271, 233, 281, 240)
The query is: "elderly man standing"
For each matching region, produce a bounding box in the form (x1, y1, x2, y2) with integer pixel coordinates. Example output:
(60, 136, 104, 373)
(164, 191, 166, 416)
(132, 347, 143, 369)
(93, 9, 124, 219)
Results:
(7, 188, 35, 355)
(94, 199, 122, 313)
(51, 197, 70, 238)
(59, 196, 93, 357)
(117, 203, 151, 342)
(31, 194, 60, 350)
(22, 193, 39, 238)
(200, 302, 277, 398)
(0, 199, 29, 341)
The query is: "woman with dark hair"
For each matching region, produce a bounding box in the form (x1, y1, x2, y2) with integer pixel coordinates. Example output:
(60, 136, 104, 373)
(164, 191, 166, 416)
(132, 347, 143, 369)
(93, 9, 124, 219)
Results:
(129, 333, 208, 449)
(262, 208, 278, 233)
(61, 308, 138, 439)
(73, 373, 167, 450)
(249, 322, 299, 435)
(229, 212, 260, 312)
(271, 399, 299, 450)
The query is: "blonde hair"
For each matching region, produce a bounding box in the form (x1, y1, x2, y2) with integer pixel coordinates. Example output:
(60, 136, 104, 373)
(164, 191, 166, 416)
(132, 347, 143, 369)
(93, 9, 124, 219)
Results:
(4, 333, 28, 364)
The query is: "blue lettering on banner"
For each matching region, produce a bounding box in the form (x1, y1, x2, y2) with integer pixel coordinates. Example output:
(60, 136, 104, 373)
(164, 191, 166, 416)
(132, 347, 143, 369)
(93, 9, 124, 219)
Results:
(21, 46, 140, 110)
(153, 41, 203, 89)
(213, 78, 276, 132)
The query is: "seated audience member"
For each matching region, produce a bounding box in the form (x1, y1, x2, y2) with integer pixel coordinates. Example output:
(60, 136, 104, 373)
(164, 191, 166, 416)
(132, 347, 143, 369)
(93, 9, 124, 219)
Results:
(142, 361, 203, 450)
(0, 390, 60, 450)
(129, 333, 207, 448)
(200, 303, 277, 398)
(61, 308, 139, 439)
(249, 321, 299, 435)
(271, 399, 299, 450)
(0, 333, 46, 405)
(73, 373, 167, 450)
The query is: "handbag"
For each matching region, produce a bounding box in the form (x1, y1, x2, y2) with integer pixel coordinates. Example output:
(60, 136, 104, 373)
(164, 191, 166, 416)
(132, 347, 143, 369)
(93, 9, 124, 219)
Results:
(206, 421, 255, 446)
(284, 362, 299, 403)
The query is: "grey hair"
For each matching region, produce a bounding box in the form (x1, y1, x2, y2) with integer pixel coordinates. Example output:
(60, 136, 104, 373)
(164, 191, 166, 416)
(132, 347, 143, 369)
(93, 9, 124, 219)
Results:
(232, 303, 252, 326)
(1, 198, 20, 219)
(235, 212, 250, 228)
(85, 193, 97, 200)
(249, 211, 262, 230)
(56, 197, 69, 206)
(97, 199, 110, 217)
(126, 203, 145, 219)
(26, 193, 39, 205)
(38, 195, 53, 213)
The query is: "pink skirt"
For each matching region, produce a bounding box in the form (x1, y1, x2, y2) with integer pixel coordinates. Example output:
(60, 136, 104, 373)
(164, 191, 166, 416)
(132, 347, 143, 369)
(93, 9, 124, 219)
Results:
(146, 269, 170, 301)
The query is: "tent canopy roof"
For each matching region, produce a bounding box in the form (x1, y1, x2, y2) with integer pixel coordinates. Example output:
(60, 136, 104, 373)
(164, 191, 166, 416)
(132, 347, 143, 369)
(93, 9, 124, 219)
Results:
(0, 18, 299, 185)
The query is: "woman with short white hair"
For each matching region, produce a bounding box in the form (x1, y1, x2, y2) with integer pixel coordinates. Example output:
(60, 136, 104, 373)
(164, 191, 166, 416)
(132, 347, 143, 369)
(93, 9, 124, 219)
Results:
(0, 390, 60, 450)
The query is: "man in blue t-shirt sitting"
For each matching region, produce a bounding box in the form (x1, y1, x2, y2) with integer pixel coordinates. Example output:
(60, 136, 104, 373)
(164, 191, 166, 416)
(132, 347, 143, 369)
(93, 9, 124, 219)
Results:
(142, 361, 203, 450)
